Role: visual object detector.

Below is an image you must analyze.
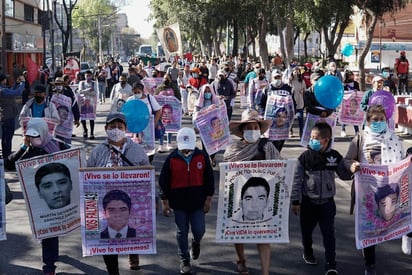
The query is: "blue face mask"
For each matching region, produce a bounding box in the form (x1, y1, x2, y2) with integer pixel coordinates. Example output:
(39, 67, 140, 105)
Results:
(204, 92, 212, 100)
(382, 71, 389, 78)
(370, 121, 387, 134)
(309, 138, 322, 151)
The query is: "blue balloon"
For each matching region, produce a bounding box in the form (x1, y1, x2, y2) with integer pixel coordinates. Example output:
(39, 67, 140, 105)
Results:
(121, 99, 150, 133)
(314, 75, 344, 109)
(341, 43, 354, 57)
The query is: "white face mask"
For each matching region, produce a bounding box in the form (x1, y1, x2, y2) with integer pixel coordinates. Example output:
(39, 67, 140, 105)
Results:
(107, 128, 125, 142)
(273, 79, 282, 87)
(243, 130, 261, 143)
(30, 137, 43, 147)
(134, 93, 142, 99)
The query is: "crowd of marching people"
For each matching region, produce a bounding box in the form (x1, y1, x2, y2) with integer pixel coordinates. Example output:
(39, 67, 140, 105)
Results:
(1, 49, 412, 275)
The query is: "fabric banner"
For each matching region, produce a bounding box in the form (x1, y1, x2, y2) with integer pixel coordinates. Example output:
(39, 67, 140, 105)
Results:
(187, 89, 199, 115)
(79, 166, 156, 256)
(300, 113, 337, 147)
(194, 102, 230, 155)
(355, 158, 412, 249)
(127, 115, 155, 156)
(25, 55, 39, 85)
(339, 91, 365, 125)
(78, 92, 97, 120)
(238, 82, 249, 109)
(51, 93, 74, 139)
(216, 160, 296, 243)
(16, 148, 84, 240)
(141, 78, 164, 95)
(0, 160, 6, 241)
(263, 94, 295, 141)
(63, 54, 80, 83)
(154, 95, 182, 133)
(156, 22, 183, 60)
(20, 117, 58, 137)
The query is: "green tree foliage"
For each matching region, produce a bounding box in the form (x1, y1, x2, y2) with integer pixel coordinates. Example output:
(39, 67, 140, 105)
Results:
(54, 0, 78, 56)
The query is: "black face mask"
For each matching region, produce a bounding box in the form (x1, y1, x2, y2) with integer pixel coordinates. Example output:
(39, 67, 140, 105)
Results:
(258, 75, 265, 80)
(164, 80, 170, 85)
(120, 81, 126, 85)
(34, 96, 44, 103)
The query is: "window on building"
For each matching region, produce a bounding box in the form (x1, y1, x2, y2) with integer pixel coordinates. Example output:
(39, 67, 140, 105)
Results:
(5, 0, 14, 17)
(24, 4, 34, 22)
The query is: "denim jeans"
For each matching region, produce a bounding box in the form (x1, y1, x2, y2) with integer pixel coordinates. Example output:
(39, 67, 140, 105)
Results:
(98, 82, 106, 102)
(1, 118, 16, 159)
(341, 124, 359, 133)
(174, 208, 205, 261)
(159, 133, 172, 146)
(295, 108, 304, 137)
(42, 237, 58, 273)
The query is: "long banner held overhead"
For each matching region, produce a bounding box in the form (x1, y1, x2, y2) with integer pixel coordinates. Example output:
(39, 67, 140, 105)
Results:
(79, 166, 156, 256)
(16, 148, 84, 240)
(216, 160, 296, 243)
(355, 158, 412, 249)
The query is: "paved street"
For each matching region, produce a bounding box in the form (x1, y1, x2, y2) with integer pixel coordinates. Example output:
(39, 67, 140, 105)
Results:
(1, 99, 412, 275)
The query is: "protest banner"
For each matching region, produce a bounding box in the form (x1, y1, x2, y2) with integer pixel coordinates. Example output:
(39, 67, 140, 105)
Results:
(194, 102, 230, 155)
(187, 88, 199, 115)
(142, 77, 164, 95)
(50, 93, 75, 140)
(78, 84, 98, 120)
(127, 115, 155, 156)
(355, 158, 412, 249)
(154, 95, 182, 133)
(16, 148, 84, 240)
(79, 166, 156, 256)
(0, 160, 6, 241)
(263, 94, 295, 140)
(20, 117, 58, 137)
(339, 91, 364, 125)
(238, 82, 249, 109)
(216, 160, 296, 243)
(300, 112, 337, 147)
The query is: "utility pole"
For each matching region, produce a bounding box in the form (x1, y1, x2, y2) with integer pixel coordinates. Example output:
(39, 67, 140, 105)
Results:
(98, 15, 102, 64)
(51, 1, 56, 72)
(1, 0, 7, 71)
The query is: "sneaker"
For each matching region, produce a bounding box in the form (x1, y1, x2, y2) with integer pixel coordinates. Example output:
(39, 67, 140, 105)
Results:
(180, 260, 192, 274)
(236, 260, 249, 274)
(190, 239, 200, 260)
(166, 145, 173, 151)
(325, 269, 338, 275)
(128, 254, 140, 270)
(89, 135, 95, 140)
(302, 252, 317, 265)
(402, 235, 412, 255)
(365, 264, 376, 275)
(340, 131, 347, 137)
(157, 145, 166, 153)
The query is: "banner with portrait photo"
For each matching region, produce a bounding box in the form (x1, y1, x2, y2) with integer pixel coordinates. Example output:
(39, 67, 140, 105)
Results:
(154, 95, 182, 133)
(194, 102, 230, 155)
(156, 22, 183, 61)
(51, 93, 75, 139)
(16, 148, 84, 240)
(339, 91, 364, 125)
(142, 78, 164, 96)
(300, 113, 337, 147)
(0, 160, 6, 241)
(78, 93, 97, 120)
(216, 160, 296, 243)
(79, 166, 156, 256)
(187, 88, 199, 115)
(238, 82, 249, 109)
(355, 158, 412, 249)
(127, 115, 155, 156)
(20, 117, 58, 137)
(263, 94, 295, 141)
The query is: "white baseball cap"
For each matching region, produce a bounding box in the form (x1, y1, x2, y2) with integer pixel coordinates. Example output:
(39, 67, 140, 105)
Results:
(177, 127, 196, 150)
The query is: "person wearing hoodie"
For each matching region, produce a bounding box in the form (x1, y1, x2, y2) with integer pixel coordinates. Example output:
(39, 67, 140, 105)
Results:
(8, 118, 70, 275)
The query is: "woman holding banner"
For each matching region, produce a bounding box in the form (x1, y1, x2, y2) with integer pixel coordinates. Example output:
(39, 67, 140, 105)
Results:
(8, 118, 70, 275)
(343, 105, 403, 275)
(223, 109, 280, 275)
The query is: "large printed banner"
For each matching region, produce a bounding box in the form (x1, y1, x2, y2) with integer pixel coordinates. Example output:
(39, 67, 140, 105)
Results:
(355, 158, 412, 249)
(0, 160, 6, 241)
(156, 22, 183, 60)
(263, 94, 295, 141)
(300, 113, 337, 147)
(339, 91, 365, 125)
(154, 95, 182, 133)
(51, 93, 75, 140)
(216, 160, 296, 243)
(194, 102, 230, 155)
(20, 117, 58, 137)
(127, 115, 155, 156)
(78, 82, 98, 120)
(142, 77, 164, 95)
(79, 166, 156, 256)
(16, 148, 84, 240)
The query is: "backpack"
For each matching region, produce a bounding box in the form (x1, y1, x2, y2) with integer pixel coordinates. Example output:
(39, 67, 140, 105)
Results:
(396, 59, 409, 74)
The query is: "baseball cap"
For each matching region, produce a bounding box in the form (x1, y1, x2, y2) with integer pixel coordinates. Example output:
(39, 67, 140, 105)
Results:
(372, 75, 384, 82)
(106, 112, 127, 126)
(0, 74, 8, 82)
(177, 127, 196, 150)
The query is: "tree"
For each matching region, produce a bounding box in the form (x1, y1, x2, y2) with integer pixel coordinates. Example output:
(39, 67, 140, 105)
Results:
(53, 0, 78, 56)
(354, 0, 406, 90)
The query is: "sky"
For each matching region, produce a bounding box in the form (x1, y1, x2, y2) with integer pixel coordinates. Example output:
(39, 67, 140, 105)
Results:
(119, 0, 154, 39)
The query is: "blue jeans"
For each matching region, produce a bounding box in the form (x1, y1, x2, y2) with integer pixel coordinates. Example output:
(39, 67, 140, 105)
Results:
(159, 133, 172, 146)
(98, 82, 106, 102)
(295, 108, 304, 137)
(341, 124, 359, 133)
(42, 237, 58, 273)
(1, 118, 16, 159)
(174, 208, 205, 261)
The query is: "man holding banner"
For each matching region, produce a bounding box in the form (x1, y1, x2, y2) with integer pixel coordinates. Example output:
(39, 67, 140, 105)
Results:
(87, 112, 150, 273)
